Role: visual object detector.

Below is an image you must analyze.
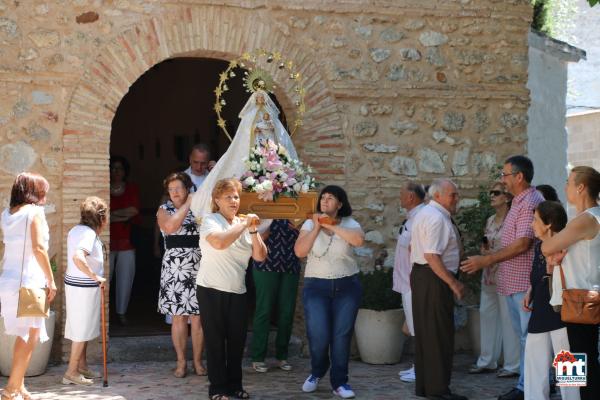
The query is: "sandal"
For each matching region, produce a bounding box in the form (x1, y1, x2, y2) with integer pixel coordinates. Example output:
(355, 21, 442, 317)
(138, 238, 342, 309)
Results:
(62, 373, 94, 386)
(278, 360, 292, 371)
(18, 388, 31, 400)
(1, 389, 24, 400)
(209, 395, 229, 400)
(194, 364, 207, 376)
(173, 361, 187, 378)
(232, 389, 250, 399)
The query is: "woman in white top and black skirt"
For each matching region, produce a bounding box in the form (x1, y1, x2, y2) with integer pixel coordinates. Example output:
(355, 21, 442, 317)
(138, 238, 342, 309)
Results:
(294, 185, 365, 399)
(196, 178, 267, 400)
(63, 197, 108, 386)
(542, 166, 600, 400)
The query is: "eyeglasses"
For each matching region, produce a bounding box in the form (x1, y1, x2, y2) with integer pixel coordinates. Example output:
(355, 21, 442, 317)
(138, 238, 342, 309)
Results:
(500, 171, 519, 178)
(489, 190, 505, 197)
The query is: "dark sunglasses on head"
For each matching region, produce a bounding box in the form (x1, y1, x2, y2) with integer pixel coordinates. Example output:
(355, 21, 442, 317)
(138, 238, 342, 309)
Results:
(489, 190, 505, 196)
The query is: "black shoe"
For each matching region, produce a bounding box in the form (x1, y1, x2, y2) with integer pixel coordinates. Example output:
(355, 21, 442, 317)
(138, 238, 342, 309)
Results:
(497, 388, 524, 400)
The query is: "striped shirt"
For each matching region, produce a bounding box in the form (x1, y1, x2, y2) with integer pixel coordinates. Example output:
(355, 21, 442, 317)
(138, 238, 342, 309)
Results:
(497, 186, 544, 296)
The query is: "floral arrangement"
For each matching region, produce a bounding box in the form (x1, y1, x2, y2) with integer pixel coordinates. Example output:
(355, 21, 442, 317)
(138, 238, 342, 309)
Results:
(241, 140, 316, 201)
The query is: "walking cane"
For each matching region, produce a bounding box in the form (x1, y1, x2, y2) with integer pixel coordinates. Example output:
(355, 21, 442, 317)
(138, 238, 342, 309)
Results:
(100, 285, 108, 387)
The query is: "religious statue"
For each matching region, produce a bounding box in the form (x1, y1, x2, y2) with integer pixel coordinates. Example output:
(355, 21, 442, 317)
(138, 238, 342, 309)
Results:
(191, 89, 298, 218)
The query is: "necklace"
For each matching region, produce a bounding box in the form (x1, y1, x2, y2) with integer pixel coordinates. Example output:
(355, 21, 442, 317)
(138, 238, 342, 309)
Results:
(310, 233, 335, 260)
(111, 182, 125, 195)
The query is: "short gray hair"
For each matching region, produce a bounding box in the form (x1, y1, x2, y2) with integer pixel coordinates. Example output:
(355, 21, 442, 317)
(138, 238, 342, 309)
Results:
(428, 178, 457, 198)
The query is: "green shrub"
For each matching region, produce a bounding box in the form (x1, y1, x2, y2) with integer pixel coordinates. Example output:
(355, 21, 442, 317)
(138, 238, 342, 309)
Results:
(358, 267, 403, 311)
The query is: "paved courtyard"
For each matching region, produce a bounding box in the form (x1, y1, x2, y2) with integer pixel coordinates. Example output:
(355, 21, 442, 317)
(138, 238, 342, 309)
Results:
(0, 354, 527, 400)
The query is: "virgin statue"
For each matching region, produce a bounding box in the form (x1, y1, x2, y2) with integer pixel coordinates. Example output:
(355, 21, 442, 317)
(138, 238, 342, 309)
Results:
(190, 89, 298, 218)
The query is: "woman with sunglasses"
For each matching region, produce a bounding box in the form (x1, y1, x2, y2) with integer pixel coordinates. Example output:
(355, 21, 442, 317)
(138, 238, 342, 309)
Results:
(469, 183, 520, 378)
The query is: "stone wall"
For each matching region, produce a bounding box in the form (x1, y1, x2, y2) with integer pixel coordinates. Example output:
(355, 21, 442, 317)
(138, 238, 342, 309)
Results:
(567, 110, 600, 171)
(0, 0, 532, 360)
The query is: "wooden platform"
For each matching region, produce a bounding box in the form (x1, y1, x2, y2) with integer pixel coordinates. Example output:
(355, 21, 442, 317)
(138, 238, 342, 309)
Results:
(239, 191, 318, 220)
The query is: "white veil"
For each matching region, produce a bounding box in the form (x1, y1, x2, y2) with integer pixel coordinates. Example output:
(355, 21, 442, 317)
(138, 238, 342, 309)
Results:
(191, 90, 298, 218)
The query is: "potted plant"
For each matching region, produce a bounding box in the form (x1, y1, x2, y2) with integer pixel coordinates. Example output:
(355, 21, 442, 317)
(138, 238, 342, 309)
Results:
(0, 258, 57, 376)
(354, 266, 405, 364)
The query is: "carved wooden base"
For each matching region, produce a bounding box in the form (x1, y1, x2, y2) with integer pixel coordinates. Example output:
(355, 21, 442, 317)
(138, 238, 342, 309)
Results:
(239, 191, 318, 220)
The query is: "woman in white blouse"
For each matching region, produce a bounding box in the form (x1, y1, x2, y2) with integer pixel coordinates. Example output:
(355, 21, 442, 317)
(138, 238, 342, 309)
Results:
(541, 166, 600, 400)
(294, 185, 365, 400)
(196, 178, 266, 400)
(0, 172, 57, 400)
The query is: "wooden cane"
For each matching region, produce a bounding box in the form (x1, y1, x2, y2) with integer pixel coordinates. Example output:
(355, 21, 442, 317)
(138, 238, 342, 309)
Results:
(100, 285, 108, 387)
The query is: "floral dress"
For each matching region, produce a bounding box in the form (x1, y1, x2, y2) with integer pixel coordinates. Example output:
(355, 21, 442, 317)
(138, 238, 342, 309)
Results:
(158, 201, 201, 315)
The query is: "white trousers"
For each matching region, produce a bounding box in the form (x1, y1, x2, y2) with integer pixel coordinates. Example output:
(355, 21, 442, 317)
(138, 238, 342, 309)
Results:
(401, 291, 414, 336)
(476, 283, 520, 371)
(524, 328, 580, 400)
(109, 249, 136, 315)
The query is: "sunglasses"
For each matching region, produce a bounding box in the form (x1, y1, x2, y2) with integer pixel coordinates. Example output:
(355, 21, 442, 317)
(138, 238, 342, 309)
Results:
(489, 190, 505, 197)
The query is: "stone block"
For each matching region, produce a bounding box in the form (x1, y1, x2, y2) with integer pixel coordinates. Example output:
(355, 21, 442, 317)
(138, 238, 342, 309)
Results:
(28, 29, 60, 48)
(353, 120, 378, 137)
(0, 142, 37, 174)
(380, 28, 404, 43)
(399, 48, 421, 61)
(389, 156, 418, 176)
(391, 120, 418, 136)
(419, 31, 448, 47)
(369, 48, 391, 63)
(363, 143, 398, 153)
(418, 148, 445, 173)
(442, 112, 466, 131)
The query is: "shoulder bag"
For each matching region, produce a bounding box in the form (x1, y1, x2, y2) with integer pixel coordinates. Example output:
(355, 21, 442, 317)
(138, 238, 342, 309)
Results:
(558, 264, 600, 325)
(16, 212, 49, 318)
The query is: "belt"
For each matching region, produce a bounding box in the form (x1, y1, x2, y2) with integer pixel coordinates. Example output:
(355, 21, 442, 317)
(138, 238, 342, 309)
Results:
(165, 235, 200, 249)
(413, 262, 460, 278)
(413, 263, 428, 267)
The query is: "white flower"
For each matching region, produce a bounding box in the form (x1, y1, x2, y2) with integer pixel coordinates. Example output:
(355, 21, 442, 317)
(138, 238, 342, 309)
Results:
(255, 183, 264, 192)
(279, 172, 288, 181)
(243, 176, 256, 186)
(262, 180, 273, 191)
(293, 183, 302, 192)
(301, 183, 310, 193)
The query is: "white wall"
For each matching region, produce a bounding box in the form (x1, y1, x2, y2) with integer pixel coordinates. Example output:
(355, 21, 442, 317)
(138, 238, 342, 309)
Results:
(527, 34, 569, 203)
(565, 0, 600, 112)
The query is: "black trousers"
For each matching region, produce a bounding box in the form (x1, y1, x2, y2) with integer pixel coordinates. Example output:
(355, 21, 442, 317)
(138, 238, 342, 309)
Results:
(197, 285, 248, 396)
(565, 322, 599, 400)
(411, 264, 454, 397)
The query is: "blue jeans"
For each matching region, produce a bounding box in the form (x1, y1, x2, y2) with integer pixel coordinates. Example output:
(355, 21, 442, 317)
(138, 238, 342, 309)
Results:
(303, 274, 362, 389)
(503, 291, 530, 391)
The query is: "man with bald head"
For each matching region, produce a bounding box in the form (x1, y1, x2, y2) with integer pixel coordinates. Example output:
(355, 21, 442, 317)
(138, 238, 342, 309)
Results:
(185, 143, 216, 191)
(410, 179, 467, 400)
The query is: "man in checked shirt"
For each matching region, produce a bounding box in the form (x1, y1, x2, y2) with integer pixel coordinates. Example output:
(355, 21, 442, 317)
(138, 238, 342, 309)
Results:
(461, 155, 544, 400)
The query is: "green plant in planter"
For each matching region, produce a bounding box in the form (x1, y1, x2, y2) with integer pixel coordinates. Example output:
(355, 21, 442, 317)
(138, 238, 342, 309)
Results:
(358, 267, 402, 311)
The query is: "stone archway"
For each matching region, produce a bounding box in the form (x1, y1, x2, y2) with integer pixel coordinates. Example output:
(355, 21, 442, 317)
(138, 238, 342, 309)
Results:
(60, 4, 341, 359)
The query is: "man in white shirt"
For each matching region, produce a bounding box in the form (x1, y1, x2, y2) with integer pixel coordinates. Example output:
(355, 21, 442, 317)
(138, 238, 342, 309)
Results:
(184, 143, 216, 191)
(392, 181, 426, 382)
(410, 179, 466, 400)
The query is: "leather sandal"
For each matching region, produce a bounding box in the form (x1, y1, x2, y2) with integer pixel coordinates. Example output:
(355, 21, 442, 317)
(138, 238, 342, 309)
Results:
(174, 361, 187, 378)
(194, 364, 207, 376)
(1, 389, 24, 400)
(18, 388, 31, 400)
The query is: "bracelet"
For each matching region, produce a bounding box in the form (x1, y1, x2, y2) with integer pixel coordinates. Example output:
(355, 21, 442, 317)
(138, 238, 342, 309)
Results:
(249, 230, 258, 234)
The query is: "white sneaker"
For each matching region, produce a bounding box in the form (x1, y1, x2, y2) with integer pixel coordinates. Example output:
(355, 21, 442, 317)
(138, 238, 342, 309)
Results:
(400, 371, 416, 382)
(398, 365, 415, 376)
(333, 384, 356, 399)
(302, 375, 320, 393)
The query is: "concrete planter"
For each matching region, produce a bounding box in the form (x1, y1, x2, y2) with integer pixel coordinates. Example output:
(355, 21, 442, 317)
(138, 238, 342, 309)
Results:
(0, 310, 56, 376)
(354, 308, 405, 364)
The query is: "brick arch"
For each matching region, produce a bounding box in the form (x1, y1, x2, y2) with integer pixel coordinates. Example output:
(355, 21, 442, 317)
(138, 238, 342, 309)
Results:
(59, 5, 341, 354)
(62, 5, 343, 219)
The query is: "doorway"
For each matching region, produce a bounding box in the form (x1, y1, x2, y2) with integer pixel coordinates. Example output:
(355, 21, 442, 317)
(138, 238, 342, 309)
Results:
(109, 57, 286, 336)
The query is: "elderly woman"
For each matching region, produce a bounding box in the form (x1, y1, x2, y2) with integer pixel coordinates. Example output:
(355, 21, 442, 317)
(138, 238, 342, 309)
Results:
(62, 197, 108, 386)
(250, 219, 300, 373)
(524, 201, 579, 400)
(294, 185, 365, 399)
(196, 178, 267, 400)
(470, 183, 520, 378)
(157, 172, 205, 378)
(542, 166, 600, 400)
(0, 172, 57, 400)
